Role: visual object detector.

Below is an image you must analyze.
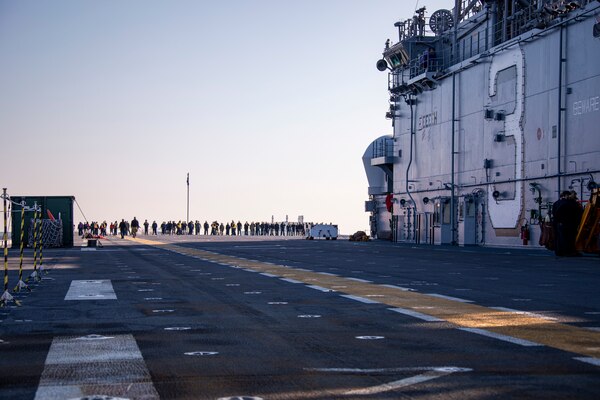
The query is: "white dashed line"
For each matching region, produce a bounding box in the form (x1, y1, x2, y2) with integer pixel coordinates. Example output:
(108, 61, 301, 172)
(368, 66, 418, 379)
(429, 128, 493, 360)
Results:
(573, 357, 600, 367)
(426, 293, 473, 303)
(307, 285, 335, 293)
(388, 308, 444, 322)
(340, 295, 380, 304)
(458, 328, 542, 347)
(280, 278, 302, 284)
(380, 284, 412, 291)
(346, 278, 372, 283)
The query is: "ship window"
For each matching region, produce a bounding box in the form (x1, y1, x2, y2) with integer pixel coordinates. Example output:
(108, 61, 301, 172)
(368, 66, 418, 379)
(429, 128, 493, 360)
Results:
(442, 201, 451, 224)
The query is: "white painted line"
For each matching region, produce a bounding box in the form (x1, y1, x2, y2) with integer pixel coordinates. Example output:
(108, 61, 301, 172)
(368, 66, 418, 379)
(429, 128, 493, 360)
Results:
(64, 280, 117, 301)
(388, 308, 444, 322)
(80, 248, 97, 251)
(458, 328, 542, 347)
(346, 277, 372, 283)
(34, 334, 159, 400)
(306, 366, 471, 373)
(260, 273, 278, 278)
(380, 284, 412, 291)
(319, 272, 338, 276)
(307, 285, 334, 293)
(426, 293, 473, 303)
(489, 307, 557, 321)
(280, 278, 302, 284)
(340, 295, 380, 304)
(574, 357, 600, 367)
(345, 369, 467, 395)
(243, 269, 258, 273)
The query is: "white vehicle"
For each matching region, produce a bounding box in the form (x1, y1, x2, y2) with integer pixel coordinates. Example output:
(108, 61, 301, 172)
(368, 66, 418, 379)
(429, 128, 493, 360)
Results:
(306, 224, 338, 240)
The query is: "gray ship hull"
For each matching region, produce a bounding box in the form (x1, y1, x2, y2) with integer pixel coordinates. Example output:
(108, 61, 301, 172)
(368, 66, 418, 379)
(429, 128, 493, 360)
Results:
(365, 0, 600, 247)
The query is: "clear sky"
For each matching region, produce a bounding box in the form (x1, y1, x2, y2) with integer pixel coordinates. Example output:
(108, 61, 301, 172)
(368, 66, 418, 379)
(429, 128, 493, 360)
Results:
(1, 0, 452, 234)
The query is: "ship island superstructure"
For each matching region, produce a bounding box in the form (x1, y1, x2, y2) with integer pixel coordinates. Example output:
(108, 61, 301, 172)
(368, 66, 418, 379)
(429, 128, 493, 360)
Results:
(364, 0, 600, 246)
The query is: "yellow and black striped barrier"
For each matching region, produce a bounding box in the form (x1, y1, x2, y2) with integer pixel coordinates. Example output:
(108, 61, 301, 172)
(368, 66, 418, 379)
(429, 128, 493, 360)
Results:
(1, 188, 19, 307)
(27, 205, 41, 283)
(13, 201, 29, 293)
(39, 209, 44, 274)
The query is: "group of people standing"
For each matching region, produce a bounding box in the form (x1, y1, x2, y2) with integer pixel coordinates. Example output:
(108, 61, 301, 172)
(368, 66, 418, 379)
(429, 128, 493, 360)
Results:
(157, 220, 309, 237)
(78, 219, 310, 238)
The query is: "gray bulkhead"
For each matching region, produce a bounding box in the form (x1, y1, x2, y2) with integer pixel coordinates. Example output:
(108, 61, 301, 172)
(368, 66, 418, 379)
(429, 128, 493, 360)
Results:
(376, 1, 600, 247)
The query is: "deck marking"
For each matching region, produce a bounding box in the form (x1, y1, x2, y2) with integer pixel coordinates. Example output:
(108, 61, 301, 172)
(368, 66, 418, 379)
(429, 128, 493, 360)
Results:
(388, 308, 444, 322)
(34, 334, 159, 400)
(280, 278, 302, 284)
(458, 328, 542, 347)
(125, 238, 600, 360)
(490, 307, 557, 321)
(65, 280, 117, 301)
(260, 273, 277, 278)
(346, 277, 372, 283)
(340, 295, 380, 304)
(307, 366, 470, 396)
(426, 293, 473, 303)
(184, 351, 218, 356)
(308, 285, 335, 292)
(574, 357, 600, 367)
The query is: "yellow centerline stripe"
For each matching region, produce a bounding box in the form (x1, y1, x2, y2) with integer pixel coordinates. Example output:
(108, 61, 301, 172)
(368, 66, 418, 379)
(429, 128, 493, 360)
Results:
(126, 237, 600, 359)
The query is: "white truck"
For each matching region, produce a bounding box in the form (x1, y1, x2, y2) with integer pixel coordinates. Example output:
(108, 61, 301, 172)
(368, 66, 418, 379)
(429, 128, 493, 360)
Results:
(306, 224, 338, 240)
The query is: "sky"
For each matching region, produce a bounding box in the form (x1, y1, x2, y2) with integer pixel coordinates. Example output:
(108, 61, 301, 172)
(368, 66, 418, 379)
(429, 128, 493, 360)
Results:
(1, 0, 453, 234)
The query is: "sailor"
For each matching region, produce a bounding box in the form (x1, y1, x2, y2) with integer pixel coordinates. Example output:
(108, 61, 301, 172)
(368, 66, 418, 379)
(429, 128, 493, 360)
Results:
(204, 221, 209, 235)
(131, 217, 140, 238)
(552, 190, 583, 256)
(143, 219, 149, 235)
(152, 220, 158, 235)
(119, 219, 127, 239)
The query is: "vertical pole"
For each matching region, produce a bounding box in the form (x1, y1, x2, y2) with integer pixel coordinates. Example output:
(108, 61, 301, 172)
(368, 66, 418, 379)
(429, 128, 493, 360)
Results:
(15, 201, 28, 291)
(557, 25, 564, 195)
(29, 204, 39, 282)
(3, 189, 8, 294)
(1, 188, 18, 305)
(38, 209, 44, 274)
(186, 173, 189, 223)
